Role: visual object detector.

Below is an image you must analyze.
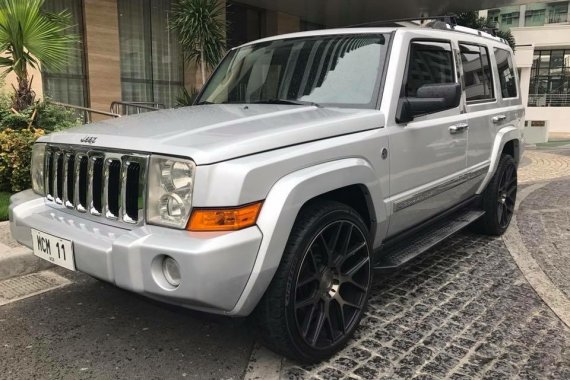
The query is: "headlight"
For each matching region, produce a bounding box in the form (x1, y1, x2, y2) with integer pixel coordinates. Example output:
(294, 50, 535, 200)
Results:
(31, 143, 46, 196)
(147, 155, 195, 228)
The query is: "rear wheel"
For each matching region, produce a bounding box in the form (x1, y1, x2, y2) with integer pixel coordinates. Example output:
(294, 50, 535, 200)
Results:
(473, 154, 517, 236)
(254, 200, 372, 363)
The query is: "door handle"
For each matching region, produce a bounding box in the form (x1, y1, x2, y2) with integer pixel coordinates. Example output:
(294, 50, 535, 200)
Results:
(492, 115, 507, 123)
(449, 123, 469, 134)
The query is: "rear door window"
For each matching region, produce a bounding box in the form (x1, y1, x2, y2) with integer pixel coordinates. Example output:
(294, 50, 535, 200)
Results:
(494, 48, 518, 98)
(460, 43, 494, 102)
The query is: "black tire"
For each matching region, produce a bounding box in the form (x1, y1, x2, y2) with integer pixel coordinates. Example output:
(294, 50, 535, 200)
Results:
(472, 154, 517, 236)
(254, 200, 372, 363)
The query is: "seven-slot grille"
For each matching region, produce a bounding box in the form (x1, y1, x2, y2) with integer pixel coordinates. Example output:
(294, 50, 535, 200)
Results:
(44, 145, 148, 225)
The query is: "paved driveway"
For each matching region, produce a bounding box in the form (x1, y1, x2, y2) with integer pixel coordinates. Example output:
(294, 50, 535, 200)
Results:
(0, 270, 254, 379)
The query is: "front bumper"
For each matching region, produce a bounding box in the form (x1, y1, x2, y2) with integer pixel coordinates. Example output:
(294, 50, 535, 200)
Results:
(9, 190, 262, 315)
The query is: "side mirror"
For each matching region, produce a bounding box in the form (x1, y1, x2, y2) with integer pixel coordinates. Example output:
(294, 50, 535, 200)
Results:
(396, 83, 461, 123)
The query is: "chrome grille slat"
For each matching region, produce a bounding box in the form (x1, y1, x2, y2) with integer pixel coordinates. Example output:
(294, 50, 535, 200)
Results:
(53, 151, 63, 204)
(75, 153, 88, 213)
(63, 153, 75, 209)
(45, 150, 53, 201)
(44, 144, 148, 228)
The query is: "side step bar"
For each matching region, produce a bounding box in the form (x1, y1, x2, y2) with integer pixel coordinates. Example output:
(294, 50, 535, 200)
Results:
(373, 209, 485, 270)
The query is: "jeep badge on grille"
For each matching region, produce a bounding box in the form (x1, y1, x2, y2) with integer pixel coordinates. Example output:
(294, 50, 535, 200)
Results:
(80, 136, 97, 144)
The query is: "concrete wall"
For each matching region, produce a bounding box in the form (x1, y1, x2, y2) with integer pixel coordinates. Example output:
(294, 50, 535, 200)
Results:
(526, 108, 570, 133)
(83, 0, 122, 118)
(511, 24, 570, 134)
(511, 24, 570, 48)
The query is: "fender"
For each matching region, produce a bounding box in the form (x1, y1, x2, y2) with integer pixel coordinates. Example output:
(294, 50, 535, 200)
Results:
(476, 125, 522, 194)
(229, 158, 386, 316)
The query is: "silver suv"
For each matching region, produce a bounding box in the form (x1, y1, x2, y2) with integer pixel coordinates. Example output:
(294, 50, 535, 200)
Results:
(10, 24, 524, 362)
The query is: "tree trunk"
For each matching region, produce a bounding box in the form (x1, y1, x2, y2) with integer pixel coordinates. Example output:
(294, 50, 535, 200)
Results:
(12, 76, 35, 111)
(200, 49, 206, 87)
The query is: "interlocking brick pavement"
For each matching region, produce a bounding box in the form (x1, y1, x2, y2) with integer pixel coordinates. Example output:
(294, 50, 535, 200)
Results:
(281, 233, 570, 379)
(518, 150, 570, 184)
(517, 179, 570, 300)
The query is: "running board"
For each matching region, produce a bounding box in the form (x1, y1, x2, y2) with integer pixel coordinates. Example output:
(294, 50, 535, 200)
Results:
(373, 210, 485, 270)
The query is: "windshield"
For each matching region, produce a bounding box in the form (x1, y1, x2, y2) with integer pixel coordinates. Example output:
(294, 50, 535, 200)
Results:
(197, 33, 390, 109)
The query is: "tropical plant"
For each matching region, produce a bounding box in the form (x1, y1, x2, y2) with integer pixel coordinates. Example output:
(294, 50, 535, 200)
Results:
(455, 11, 516, 51)
(0, 126, 45, 192)
(0, 0, 77, 111)
(170, 0, 227, 86)
(176, 86, 199, 107)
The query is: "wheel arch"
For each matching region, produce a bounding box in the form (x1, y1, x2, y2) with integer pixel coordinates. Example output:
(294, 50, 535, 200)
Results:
(476, 126, 522, 194)
(229, 158, 386, 316)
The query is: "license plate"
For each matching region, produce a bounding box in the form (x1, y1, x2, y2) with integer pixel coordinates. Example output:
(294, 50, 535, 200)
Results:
(31, 229, 76, 271)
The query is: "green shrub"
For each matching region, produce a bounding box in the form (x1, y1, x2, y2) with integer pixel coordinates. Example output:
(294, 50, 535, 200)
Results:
(176, 87, 199, 107)
(0, 127, 45, 192)
(34, 100, 81, 131)
(0, 97, 80, 132)
(0, 98, 80, 193)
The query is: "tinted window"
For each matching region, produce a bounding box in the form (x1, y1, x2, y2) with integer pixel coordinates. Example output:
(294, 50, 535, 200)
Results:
(494, 48, 518, 98)
(405, 41, 455, 97)
(460, 44, 494, 101)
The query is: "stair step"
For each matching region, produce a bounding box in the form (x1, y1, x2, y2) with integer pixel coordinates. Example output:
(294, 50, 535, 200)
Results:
(374, 209, 485, 269)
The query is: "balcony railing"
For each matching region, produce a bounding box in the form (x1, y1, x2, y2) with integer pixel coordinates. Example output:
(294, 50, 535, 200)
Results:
(528, 94, 570, 107)
(546, 13, 568, 24)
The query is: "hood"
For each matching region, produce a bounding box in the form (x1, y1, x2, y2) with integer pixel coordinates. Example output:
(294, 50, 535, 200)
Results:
(39, 104, 384, 164)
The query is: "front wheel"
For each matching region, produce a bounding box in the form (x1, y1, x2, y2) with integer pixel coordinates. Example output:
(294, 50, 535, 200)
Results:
(254, 200, 372, 363)
(473, 154, 518, 236)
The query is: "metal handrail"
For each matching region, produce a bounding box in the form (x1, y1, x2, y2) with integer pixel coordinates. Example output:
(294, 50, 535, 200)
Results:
(49, 101, 120, 123)
(110, 101, 165, 116)
(528, 94, 570, 107)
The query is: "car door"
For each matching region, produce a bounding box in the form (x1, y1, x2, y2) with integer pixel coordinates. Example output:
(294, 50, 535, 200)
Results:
(386, 38, 469, 237)
(459, 42, 498, 170)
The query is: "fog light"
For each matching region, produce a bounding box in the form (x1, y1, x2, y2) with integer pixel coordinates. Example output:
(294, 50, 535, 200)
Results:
(162, 256, 181, 287)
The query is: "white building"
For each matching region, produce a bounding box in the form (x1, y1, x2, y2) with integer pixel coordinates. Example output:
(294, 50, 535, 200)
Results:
(480, 1, 570, 140)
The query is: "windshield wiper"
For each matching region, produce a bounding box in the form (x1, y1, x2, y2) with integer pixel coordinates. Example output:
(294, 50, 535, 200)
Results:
(252, 99, 322, 107)
(195, 100, 214, 105)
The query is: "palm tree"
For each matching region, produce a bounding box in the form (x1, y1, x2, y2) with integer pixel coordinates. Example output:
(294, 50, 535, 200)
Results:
(170, 0, 227, 86)
(455, 11, 516, 51)
(0, 0, 77, 111)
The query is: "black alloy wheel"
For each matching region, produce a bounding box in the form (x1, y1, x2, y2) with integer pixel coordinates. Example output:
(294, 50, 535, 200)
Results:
(254, 200, 372, 362)
(294, 220, 370, 349)
(496, 159, 517, 228)
(472, 154, 518, 236)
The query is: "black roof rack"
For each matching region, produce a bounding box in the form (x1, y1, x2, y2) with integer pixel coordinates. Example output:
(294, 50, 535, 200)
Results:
(348, 15, 458, 28)
(346, 14, 508, 46)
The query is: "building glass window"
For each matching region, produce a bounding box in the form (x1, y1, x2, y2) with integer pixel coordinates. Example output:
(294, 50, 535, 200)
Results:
(460, 44, 494, 102)
(529, 49, 570, 107)
(500, 12, 520, 27)
(118, 0, 183, 108)
(226, 2, 265, 48)
(525, 1, 569, 26)
(41, 0, 88, 107)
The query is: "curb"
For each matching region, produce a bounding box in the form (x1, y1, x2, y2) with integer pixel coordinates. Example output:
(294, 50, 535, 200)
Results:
(0, 244, 53, 281)
(0, 221, 53, 281)
(244, 343, 282, 380)
(502, 182, 570, 329)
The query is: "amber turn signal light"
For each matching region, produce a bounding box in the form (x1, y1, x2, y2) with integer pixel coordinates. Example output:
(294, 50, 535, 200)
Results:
(187, 201, 263, 231)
